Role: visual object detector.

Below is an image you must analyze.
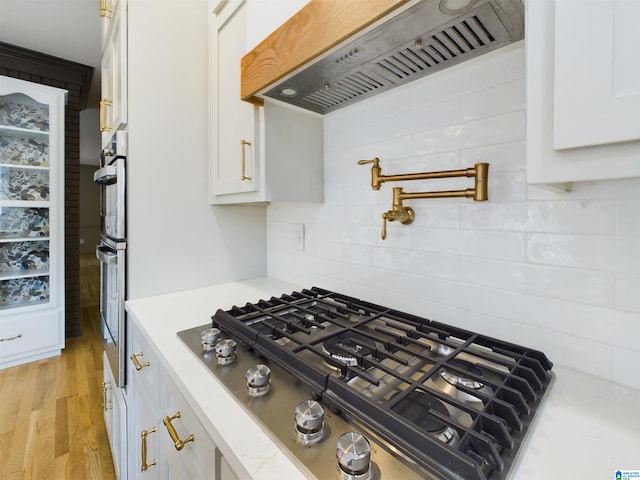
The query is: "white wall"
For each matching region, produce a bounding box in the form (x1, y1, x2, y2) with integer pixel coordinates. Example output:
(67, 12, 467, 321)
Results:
(127, 0, 266, 299)
(266, 42, 640, 390)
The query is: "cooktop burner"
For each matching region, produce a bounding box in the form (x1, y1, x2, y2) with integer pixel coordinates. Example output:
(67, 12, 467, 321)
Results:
(178, 287, 554, 480)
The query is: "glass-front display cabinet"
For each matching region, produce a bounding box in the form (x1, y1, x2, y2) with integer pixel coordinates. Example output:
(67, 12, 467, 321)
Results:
(0, 76, 67, 369)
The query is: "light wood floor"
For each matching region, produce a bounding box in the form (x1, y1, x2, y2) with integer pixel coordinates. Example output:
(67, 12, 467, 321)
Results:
(0, 253, 117, 480)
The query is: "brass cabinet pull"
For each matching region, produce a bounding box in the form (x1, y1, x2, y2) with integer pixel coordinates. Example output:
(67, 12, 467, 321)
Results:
(99, 98, 113, 133)
(140, 427, 157, 472)
(162, 411, 195, 451)
(102, 381, 112, 412)
(0, 334, 22, 342)
(99, 0, 112, 18)
(130, 352, 150, 371)
(240, 140, 251, 180)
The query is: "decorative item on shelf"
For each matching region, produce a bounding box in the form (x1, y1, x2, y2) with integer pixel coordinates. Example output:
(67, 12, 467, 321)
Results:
(357, 158, 489, 239)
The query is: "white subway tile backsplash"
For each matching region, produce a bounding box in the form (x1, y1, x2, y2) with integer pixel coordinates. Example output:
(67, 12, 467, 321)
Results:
(611, 347, 640, 390)
(527, 177, 640, 201)
(372, 248, 459, 280)
(460, 141, 526, 173)
(459, 79, 525, 123)
(460, 257, 614, 307)
(409, 203, 461, 228)
(462, 199, 618, 234)
(615, 273, 640, 313)
(525, 295, 640, 351)
(266, 42, 640, 389)
(483, 171, 527, 202)
(617, 199, 640, 235)
(527, 233, 640, 273)
(412, 228, 525, 261)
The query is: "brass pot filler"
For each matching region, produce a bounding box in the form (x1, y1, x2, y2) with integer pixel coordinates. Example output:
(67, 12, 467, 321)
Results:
(357, 158, 489, 239)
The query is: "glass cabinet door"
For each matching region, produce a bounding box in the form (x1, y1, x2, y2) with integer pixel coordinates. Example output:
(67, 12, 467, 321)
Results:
(0, 92, 53, 310)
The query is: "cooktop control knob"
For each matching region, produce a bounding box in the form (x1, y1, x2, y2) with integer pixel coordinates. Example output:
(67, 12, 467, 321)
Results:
(294, 400, 325, 444)
(215, 338, 237, 365)
(200, 327, 221, 352)
(246, 364, 271, 397)
(336, 432, 373, 479)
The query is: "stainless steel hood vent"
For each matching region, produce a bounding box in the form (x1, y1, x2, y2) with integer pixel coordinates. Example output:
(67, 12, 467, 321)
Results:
(264, 0, 523, 114)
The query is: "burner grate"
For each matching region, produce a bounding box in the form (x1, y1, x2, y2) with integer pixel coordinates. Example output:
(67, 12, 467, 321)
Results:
(212, 287, 553, 480)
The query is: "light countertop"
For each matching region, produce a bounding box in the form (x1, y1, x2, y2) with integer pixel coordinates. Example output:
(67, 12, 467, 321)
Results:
(125, 277, 640, 480)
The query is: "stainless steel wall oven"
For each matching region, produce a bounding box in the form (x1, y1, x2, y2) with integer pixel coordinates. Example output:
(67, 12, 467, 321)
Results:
(94, 131, 127, 387)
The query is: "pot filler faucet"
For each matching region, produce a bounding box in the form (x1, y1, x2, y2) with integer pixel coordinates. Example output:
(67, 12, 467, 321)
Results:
(357, 158, 489, 239)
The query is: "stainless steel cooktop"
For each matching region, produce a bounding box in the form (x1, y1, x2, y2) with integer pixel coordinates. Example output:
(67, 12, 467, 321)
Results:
(177, 287, 554, 480)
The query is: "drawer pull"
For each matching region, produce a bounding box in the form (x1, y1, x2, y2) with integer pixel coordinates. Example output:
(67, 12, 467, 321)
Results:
(0, 334, 22, 342)
(130, 352, 150, 371)
(102, 381, 112, 412)
(141, 427, 157, 472)
(163, 411, 195, 451)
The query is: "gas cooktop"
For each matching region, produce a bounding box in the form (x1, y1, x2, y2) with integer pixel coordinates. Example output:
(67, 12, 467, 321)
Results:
(177, 287, 554, 480)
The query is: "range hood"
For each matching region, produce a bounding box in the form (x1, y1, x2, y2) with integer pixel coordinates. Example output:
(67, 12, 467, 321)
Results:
(241, 0, 524, 115)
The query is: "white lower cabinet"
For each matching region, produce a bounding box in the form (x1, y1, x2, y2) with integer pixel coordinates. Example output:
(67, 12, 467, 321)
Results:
(103, 352, 127, 480)
(128, 322, 236, 480)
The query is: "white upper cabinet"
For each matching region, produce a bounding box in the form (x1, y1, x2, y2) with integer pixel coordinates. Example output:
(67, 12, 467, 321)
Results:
(526, 0, 640, 186)
(100, 0, 128, 147)
(209, 0, 323, 205)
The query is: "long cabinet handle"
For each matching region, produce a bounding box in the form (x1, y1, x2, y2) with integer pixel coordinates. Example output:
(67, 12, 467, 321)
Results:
(130, 352, 150, 371)
(140, 427, 157, 472)
(240, 140, 251, 181)
(162, 411, 195, 451)
(100, 98, 113, 133)
(102, 381, 112, 412)
(0, 334, 22, 342)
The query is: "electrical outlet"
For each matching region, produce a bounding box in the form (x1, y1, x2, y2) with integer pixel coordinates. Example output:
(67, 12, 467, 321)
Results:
(294, 223, 305, 252)
(79, 238, 85, 245)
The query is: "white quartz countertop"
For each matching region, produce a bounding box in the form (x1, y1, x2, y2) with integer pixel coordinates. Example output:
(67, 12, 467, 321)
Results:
(125, 277, 640, 480)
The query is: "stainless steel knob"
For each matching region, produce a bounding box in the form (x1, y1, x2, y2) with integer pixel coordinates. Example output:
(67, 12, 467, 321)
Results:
(215, 338, 237, 365)
(294, 400, 325, 443)
(336, 432, 371, 477)
(201, 327, 221, 352)
(246, 364, 271, 397)
(295, 400, 324, 432)
(215, 338, 236, 356)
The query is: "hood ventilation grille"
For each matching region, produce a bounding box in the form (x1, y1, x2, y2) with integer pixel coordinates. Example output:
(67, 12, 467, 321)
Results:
(264, 0, 523, 114)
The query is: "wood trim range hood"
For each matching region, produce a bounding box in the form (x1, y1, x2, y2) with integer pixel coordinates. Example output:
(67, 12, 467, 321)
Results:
(240, 0, 524, 114)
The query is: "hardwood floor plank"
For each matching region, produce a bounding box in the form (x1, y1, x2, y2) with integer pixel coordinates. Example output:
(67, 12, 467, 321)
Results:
(55, 396, 69, 458)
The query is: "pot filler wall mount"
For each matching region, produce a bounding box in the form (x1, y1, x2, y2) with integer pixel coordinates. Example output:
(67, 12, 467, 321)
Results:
(358, 158, 489, 239)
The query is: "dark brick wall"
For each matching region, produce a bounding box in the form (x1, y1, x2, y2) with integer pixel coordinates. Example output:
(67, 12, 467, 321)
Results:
(1, 43, 93, 338)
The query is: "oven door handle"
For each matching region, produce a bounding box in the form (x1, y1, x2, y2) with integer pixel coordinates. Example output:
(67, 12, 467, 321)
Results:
(96, 245, 117, 264)
(94, 164, 118, 185)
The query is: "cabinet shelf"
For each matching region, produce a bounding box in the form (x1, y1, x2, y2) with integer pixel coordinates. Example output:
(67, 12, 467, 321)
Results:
(0, 297, 50, 311)
(0, 124, 49, 136)
(0, 236, 49, 243)
(0, 162, 49, 171)
(0, 267, 50, 281)
(0, 200, 50, 208)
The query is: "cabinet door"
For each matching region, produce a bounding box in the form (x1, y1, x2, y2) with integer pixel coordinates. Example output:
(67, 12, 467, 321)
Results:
(101, 0, 128, 146)
(525, 0, 640, 185)
(129, 387, 161, 480)
(103, 352, 127, 480)
(159, 369, 217, 479)
(553, 0, 640, 149)
(211, 0, 259, 198)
